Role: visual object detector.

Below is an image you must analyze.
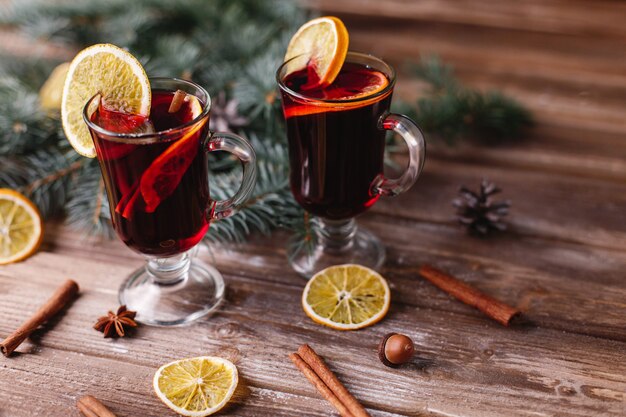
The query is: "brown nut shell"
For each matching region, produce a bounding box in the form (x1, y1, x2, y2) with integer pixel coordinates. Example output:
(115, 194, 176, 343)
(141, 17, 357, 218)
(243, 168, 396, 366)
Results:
(378, 332, 415, 367)
(378, 333, 398, 367)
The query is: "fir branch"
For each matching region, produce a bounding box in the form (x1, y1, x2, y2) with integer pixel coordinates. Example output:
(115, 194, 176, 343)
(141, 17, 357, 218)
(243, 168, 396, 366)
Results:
(0, 148, 77, 219)
(232, 42, 287, 135)
(0, 71, 62, 155)
(205, 133, 293, 243)
(410, 55, 458, 93)
(21, 159, 83, 195)
(141, 36, 201, 79)
(0, 0, 533, 249)
(64, 159, 113, 238)
(405, 55, 532, 144)
(285, 208, 319, 261)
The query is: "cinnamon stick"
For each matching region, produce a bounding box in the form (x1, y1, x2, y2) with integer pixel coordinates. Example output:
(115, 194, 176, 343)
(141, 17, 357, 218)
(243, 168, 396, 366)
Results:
(289, 353, 355, 417)
(77, 395, 117, 417)
(419, 264, 520, 326)
(1, 279, 79, 357)
(168, 89, 186, 113)
(297, 344, 371, 417)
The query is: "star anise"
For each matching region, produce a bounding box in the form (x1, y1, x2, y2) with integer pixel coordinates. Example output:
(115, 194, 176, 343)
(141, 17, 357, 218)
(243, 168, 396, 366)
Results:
(93, 305, 137, 338)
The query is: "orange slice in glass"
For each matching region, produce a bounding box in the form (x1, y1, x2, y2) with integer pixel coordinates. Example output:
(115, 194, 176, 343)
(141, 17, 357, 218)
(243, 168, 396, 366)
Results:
(284, 68, 390, 119)
(139, 96, 204, 213)
(284, 16, 349, 89)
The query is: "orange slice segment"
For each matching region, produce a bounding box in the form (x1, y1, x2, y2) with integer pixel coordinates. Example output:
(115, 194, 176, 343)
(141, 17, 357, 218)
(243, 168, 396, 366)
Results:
(284, 16, 349, 88)
(140, 96, 205, 213)
(283, 68, 390, 119)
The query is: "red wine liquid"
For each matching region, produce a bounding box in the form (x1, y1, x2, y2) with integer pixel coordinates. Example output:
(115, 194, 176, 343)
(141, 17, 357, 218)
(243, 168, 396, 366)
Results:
(90, 90, 212, 256)
(281, 63, 392, 219)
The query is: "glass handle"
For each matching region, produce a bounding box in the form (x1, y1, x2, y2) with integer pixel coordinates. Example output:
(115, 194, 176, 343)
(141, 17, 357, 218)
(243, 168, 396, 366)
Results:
(372, 113, 426, 197)
(205, 132, 257, 220)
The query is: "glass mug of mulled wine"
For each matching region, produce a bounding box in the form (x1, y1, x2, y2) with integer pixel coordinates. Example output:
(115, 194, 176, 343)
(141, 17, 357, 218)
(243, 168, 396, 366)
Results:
(84, 78, 257, 326)
(277, 52, 426, 277)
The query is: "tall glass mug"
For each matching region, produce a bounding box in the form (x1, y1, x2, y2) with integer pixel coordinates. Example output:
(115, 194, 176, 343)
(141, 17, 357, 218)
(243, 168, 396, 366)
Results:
(277, 52, 426, 278)
(84, 78, 257, 326)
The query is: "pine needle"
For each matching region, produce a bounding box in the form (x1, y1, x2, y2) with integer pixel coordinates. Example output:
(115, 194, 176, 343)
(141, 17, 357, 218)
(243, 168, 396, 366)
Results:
(0, 0, 532, 248)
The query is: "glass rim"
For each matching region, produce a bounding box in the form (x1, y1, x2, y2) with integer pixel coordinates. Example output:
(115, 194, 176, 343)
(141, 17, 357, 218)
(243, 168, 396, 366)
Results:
(82, 77, 212, 144)
(276, 51, 396, 105)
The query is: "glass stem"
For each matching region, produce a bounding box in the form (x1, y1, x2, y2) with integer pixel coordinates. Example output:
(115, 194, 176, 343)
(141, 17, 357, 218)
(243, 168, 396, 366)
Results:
(146, 251, 191, 285)
(318, 218, 357, 254)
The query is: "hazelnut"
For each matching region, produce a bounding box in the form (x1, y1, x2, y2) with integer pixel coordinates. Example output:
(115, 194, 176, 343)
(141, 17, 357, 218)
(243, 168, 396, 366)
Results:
(378, 333, 414, 367)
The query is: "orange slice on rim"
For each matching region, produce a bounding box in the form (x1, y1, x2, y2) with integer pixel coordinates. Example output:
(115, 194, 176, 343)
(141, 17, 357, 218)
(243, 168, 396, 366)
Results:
(284, 16, 349, 89)
(61, 44, 151, 158)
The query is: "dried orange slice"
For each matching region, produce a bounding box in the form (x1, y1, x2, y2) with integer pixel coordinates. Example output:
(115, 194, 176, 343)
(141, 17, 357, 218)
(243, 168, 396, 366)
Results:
(302, 264, 391, 330)
(39, 62, 69, 111)
(284, 16, 349, 88)
(61, 44, 151, 158)
(153, 356, 238, 416)
(0, 189, 43, 265)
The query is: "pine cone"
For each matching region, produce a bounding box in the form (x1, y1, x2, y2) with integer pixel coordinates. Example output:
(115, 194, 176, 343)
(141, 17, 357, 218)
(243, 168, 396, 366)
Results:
(453, 179, 511, 235)
(209, 91, 248, 132)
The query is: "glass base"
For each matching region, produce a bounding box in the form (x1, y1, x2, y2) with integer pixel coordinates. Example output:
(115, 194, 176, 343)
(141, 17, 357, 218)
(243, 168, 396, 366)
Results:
(287, 218, 385, 279)
(119, 251, 225, 326)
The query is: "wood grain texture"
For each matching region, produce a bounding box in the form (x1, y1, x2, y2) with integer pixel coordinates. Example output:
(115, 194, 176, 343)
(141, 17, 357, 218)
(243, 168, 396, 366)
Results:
(1, 0, 626, 416)
(1, 239, 626, 417)
(312, 0, 626, 183)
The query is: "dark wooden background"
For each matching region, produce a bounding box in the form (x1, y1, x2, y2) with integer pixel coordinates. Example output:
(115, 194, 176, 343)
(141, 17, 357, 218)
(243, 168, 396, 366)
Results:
(1, 0, 625, 416)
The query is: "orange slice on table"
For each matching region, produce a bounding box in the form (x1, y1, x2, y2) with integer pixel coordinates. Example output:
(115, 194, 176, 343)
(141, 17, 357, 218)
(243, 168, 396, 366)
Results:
(284, 16, 349, 88)
(153, 356, 238, 416)
(302, 264, 391, 330)
(0, 189, 43, 265)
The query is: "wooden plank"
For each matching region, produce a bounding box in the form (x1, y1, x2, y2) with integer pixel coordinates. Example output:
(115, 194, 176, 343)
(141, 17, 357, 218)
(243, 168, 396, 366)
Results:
(208, 223, 626, 343)
(312, 0, 626, 37)
(34, 191, 626, 343)
(420, 126, 626, 182)
(32, 141, 626, 343)
(1, 250, 625, 416)
(304, 6, 626, 180)
(1, 1, 625, 416)
(348, 26, 626, 136)
(375, 158, 626, 250)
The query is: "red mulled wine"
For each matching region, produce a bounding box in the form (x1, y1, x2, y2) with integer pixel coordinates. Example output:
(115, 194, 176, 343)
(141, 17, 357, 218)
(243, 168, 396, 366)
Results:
(90, 90, 212, 256)
(280, 62, 392, 219)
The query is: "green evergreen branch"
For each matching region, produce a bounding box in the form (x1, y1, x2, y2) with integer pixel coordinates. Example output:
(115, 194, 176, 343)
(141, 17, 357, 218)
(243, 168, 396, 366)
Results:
(64, 159, 114, 238)
(0, 71, 62, 155)
(404, 55, 533, 144)
(0, 1, 533, 247)
(0, 148, 77, 219)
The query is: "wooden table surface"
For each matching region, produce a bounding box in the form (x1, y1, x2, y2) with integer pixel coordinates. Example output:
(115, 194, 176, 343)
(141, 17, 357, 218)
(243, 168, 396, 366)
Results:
(1, 1, 626, 416)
